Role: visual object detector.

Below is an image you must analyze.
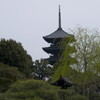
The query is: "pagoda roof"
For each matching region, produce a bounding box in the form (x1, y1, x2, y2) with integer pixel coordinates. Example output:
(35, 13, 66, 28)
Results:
(42, 46, 60, 54)
(43, 5, 73, 43)
(43, 28, 72, 39)
(51, 76, 75, 89)
(48, 56, 58, 65)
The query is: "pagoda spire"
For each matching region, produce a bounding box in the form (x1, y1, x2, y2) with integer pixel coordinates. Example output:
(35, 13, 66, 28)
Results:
(58, 5, 62, 29)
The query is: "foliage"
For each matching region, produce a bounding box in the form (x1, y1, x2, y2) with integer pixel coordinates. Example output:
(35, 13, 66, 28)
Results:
(0, 39, 33, 76)
(0, 79, 59, 100)
(70, 27, 100, 73)
(52, 27, 100, 96)
(32, 59, 54, 80)
(52, 36, 76, 82)
(69, 27, 100, 94)
(0, 63, 25, 92)
(89, 93, 100, 100)
(69, 94, 89, 100)
(0, 79, 89, 100)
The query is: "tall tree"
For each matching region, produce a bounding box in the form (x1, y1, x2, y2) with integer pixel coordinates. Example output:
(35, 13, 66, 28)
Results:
(70, 27, 100, 73)
(69, 27, 100, 95)
(52, 27, 100, 95)
(0, 39, 33, 76)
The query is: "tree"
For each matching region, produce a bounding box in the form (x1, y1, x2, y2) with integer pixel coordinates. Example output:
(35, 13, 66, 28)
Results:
(70, 27, 100, 73)
(0, 39, 33, 76)
(52, 27, 100, 96)
(69, 27, 100, 95)
(32, 59, 54, 80)
(52, 36, 76, 82)
(0, 62, 24, 92)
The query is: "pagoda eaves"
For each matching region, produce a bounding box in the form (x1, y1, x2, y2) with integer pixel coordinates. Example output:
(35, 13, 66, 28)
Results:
(43, 5, 73, 65)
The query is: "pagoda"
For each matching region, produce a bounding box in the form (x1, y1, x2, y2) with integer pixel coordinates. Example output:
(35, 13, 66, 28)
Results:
(43, 6, 72, 65)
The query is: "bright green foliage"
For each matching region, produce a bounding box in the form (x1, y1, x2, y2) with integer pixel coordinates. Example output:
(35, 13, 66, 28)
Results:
(52, 36, 76, 81)
(0, 79, 88, 100)
(0, 39, 33, 76)
(0, 63, 25, 92)
(71, 27, 100, 73)
(52, 27, 100, 97)
(69, 27, 100, 95)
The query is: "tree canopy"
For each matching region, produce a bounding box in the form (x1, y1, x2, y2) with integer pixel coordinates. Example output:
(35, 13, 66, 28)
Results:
(0, 39, 33, 76)
(52, 27, 100, 96)
(32, 59, 54, 80)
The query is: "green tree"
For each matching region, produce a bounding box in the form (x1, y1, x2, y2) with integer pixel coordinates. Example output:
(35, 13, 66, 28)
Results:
(69, 27, 100, 96)
(52, 27, 100, 96)
(32, 59, 54, 80)
(0, 62, 24, 92)
(70, 27, 100, 73)
(52, 36, 76, 82)
(0, 39, 33, 76)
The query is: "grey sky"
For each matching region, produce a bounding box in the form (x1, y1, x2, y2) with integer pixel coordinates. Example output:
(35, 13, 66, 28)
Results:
(0, 0, 100, 61)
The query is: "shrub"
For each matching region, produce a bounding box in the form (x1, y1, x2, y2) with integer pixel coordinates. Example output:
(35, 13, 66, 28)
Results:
(69, 94, 89, 100)
(36, 89, 59, 100)
(0, 79, 59, 100)
(0, 79, 92, 100)
(0, 63, 25, 92)
(8, 79, 51, 92)
(58, 89, 76, 100)
(90, 94, 100, 100)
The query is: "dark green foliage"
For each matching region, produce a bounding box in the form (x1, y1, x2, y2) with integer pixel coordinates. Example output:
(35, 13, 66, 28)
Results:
(32, 59, 54, 80)
(90, 94, 100, 100)
(0, 79, 89, 100)
(0, 39, 33, 76)
(69, 94, 89, 100)
(8, 80, 51, 92)
(57, 89, 76, 100)
(0, 79, 59, 100)
(0, 63, 25, 92)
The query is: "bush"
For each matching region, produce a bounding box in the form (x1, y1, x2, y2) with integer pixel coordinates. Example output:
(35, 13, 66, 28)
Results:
(36, 89, 59, 100)
(0, 79, 59, 100)
(8, 79, 51, 92)
(90, 94, 100, 100)
(58, 89, 76, 100)
(0, 79, 93, 100)
(69, 94, 89, 100)
(0, 63, 25, 92)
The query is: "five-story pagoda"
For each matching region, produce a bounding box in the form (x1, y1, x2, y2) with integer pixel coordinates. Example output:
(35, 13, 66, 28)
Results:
(43, 6, 72, 65)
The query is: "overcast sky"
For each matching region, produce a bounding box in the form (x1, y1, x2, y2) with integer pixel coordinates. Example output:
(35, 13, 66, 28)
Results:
(0, 0, 100, 61)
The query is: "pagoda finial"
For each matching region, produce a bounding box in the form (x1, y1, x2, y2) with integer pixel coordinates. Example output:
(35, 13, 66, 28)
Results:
(58, 5, 62, 29)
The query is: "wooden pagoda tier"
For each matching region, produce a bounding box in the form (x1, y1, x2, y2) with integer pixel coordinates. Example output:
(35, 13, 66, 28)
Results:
(43, 5, 72, 65)
(43, 45, 64, 54)
(43, 28, 72, 44)
(47, 56, 59, 65)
